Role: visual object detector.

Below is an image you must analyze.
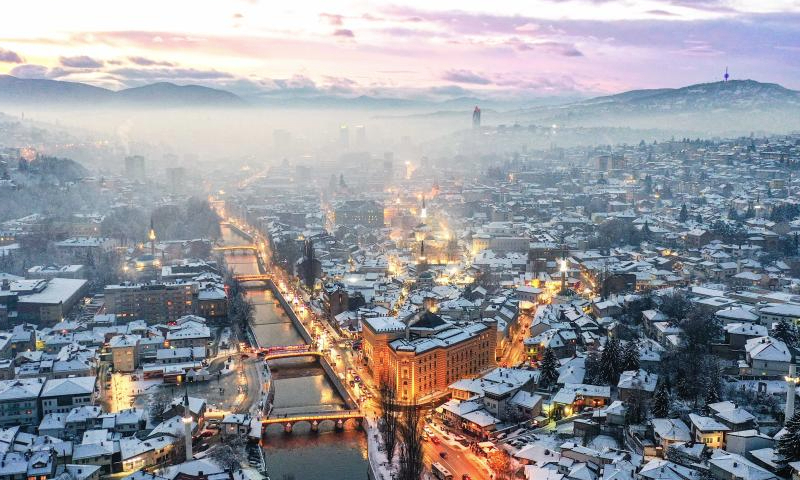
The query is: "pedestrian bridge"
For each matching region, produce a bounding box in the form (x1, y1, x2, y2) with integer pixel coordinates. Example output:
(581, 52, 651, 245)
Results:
(261, 344, 322, 362)
(234, 274, 271, 282)
(213, 245, 258, 253)
(261, 410, 364, 433)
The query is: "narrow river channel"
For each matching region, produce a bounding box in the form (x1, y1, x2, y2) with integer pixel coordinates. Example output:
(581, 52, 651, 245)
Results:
(220, 224, 368, 480)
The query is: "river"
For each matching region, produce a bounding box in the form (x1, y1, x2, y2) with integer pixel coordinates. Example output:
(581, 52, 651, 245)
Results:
(220, 224, 368, 480)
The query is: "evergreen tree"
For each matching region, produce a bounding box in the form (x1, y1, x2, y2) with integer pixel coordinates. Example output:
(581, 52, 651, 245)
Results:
(778, 410, 800, 465)
(641, 221, 651, 241)
(624, 390, 647, 425)
(584, 349, 600, 384)
(598, 336, 622, 385)
(651, 381, 671, 418)
(678, 203, 688, 223)
(539, 347, 560, 389)
(773, 320, 798, 348)
(703, 383, 721, 414)
(676, 372, 693, 400)
(621, 340, 640, 372)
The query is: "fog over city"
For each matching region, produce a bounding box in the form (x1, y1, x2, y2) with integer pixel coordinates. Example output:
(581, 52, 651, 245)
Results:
(2, 1, 800, 480)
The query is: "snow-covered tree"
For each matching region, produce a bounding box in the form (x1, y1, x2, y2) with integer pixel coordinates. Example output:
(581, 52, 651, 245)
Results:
(778, 410, 800, 465)
(773, 320, 798, 348)
(539, 347, 560, 389)
(598, 336, 622, 385)
(651, 381, 671, 418)
(678, 203, 688, 223)
(621, 340, 640, 372)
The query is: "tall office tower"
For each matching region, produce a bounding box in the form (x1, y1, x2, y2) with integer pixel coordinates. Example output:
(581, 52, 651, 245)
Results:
(339, 124, 349, 148)
(354, 125, 366, 147)
(472, 106, 481, 129)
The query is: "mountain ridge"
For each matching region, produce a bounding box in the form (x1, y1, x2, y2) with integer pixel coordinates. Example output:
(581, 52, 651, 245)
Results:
(0, 75, 246, 107)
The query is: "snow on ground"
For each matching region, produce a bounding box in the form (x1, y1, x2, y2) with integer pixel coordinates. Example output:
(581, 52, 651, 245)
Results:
(734, 379, 789, 395)
(588, 435, 619, 451)
(556, 421, 575, 435)
(131, 378, 163, 396)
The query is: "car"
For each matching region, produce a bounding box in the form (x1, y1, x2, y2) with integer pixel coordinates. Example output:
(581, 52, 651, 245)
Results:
(439, 452, 447, 459)
(462, 475, 471, 480)
(431, 436, 440, 445)
(241, 353, 250, 359)
(199, 430, 215, 438)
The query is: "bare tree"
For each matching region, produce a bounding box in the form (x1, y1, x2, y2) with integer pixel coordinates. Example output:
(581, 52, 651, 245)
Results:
(379, 380, 399, 464)
(398, 403, 423, 480)
(171, 433, 187, 463)
(488, 449, 516, 480)
(148, 388, 174, 425)
(207, 437, 247, 472)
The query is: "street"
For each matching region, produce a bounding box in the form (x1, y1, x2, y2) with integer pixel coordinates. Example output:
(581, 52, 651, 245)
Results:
(225, 214, 506, 479)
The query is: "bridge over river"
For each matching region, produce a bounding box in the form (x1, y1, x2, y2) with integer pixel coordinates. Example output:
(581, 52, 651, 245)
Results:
(218, 224, 363, 440)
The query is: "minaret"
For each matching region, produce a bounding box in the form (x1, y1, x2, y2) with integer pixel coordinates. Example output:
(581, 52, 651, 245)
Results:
(559, 242, 568, 294)
(182, 389, 193, 461)
(417, 240, 428, 273)
(148, 218, 156, 257)
(786, 365, 799, 422)
(420, 196, 427, 221)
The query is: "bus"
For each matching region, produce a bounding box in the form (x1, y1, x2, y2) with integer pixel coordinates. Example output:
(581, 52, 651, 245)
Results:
(431, 462, 453, 480)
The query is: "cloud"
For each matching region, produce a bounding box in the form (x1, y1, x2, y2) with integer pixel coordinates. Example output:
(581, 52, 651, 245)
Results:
(108, 67, 234, 83)
(60, 55, 104, 68)
(426, 85, 473, 97)
(515, 23, 540, 32)
(442, 69, 491, 85)
(320, 13, 343, 26)
(646, 9, 679, 17)
(9, 64, 49, 78)
(127, 56, 176, 67)
(504, 38, 584, 56)
(0, 48, 24, 63)
(333, 29, 355, 38)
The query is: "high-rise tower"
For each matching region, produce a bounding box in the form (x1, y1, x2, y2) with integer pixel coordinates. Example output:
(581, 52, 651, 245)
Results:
(472, 106, 481, 129)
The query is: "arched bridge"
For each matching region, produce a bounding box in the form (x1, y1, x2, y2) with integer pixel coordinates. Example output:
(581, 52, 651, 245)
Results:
(264, 351, 323, 362)
(261, 344, 321, 362)
(261, 410, 364, 433)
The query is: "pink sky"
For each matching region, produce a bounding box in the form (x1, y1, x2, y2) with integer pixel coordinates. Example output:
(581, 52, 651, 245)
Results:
(1, 0, 799, 99)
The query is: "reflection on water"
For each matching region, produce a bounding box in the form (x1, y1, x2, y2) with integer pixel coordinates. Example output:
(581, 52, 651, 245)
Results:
(220, 224, 367, 480)
(262, 427, 368, 480)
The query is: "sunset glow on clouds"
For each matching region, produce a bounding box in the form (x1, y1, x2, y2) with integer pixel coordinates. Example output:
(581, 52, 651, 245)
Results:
(1, 0, 799, 99)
